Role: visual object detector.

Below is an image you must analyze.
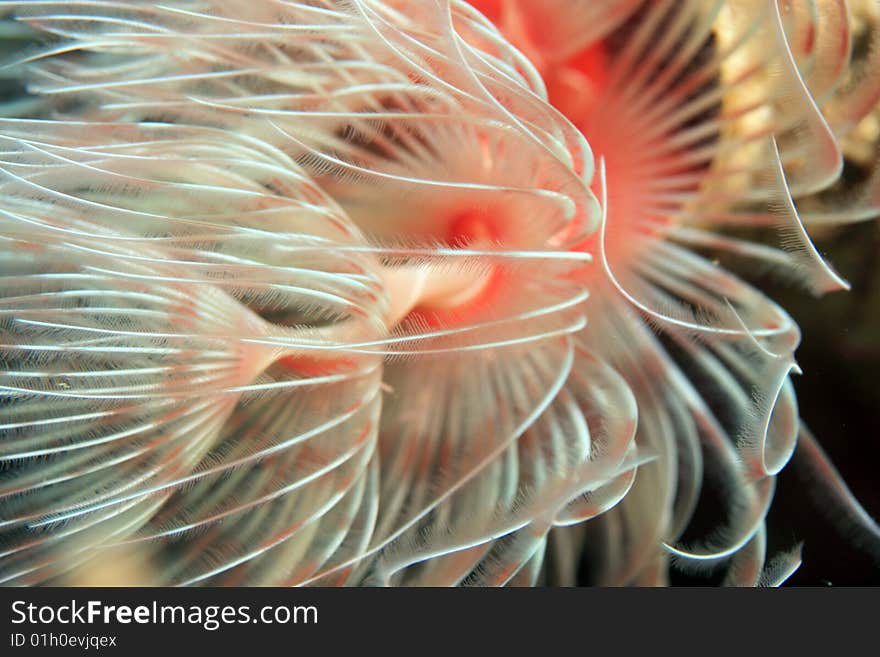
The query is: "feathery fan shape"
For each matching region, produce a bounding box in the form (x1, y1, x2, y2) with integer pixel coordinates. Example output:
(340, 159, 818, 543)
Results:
(0, 0, 877, 585)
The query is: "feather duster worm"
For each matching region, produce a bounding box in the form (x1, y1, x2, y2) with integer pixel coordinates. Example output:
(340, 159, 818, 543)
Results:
(467, 0, 880, 584)
(0, 0, 877, 585)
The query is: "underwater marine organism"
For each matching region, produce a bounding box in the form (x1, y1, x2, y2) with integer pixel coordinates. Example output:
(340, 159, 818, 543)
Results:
(0, 0, 877, 585)
(468, 0, 880, 584)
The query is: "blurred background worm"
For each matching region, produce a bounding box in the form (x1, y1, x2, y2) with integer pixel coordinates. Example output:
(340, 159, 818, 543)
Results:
(0, 0, 877, 586)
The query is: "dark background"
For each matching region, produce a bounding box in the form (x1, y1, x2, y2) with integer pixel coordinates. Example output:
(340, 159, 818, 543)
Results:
(766, 220, 880, 585)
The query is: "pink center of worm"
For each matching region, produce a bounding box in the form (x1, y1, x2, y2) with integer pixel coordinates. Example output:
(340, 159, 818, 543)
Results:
(271, 210, 500, 377)
(268, 4, 621, 377)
